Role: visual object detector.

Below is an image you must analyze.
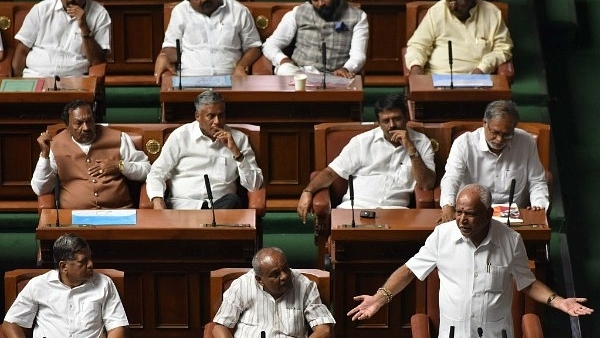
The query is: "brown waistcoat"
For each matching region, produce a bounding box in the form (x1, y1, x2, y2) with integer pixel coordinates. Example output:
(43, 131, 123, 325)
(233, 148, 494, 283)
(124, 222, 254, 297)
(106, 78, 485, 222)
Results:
(52, 126, 133, 209)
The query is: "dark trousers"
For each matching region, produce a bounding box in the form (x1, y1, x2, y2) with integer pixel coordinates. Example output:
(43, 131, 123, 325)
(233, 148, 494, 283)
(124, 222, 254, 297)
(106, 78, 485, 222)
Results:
(201, 193, 242, 209)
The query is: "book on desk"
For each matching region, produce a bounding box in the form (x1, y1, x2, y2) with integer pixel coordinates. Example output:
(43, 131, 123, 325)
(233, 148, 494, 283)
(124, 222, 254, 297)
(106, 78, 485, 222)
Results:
(71, 209, 137, 225)
(492, 203, 523, 224)
(0, 78, 45, 92)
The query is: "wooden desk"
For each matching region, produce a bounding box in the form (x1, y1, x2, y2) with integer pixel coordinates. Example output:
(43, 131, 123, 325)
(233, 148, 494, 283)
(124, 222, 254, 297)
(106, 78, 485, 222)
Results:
(329, 208, 549, 338)
(160, 75, 363, 200)
(407, 74, 511, 121)
(37, 209, 256, 338)
(0, 77, 97, 207)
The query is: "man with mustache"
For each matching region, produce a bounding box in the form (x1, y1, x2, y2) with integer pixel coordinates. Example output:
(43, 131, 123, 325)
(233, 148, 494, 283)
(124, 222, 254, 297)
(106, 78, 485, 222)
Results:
(12, 0, 111, 77)
(297, 93, 436, 223)
(2, 234, 129, 338)
(154, 0, 261, 84)
(31, 100, 151, 209)
(212, 247, 335, 338)
(438, 100, 549, 223)
(146, 90, 263, 209)
(405, 0, 512, 75)
(262, 0, 369, 78)
(348, 184, 593, 338)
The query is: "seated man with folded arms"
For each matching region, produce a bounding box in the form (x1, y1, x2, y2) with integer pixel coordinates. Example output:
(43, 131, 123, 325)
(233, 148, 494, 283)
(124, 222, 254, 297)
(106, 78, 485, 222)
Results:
(349, 184, 593, 337)
(405, 0, 512, 76)
(154, 0, 262, 84)
(439, 100, 549, 223)
(2, 233, 129, 338)
(146, 90, 263, 210)
(31, 100, 151, 209)
(262, 0, 368, 78)
(297, 93, 436, 223)
(212, 247, 335, 338)
(13, 0, 111, 77)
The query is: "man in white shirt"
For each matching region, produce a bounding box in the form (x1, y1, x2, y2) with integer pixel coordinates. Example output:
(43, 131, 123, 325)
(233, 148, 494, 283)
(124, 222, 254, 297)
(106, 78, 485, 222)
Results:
(154, 0, 261, 84)
(297, 93, 436, 223)
(212, 247, 335, 338)
(439, 100, 549, 223)
(31, 100, 150, 209)
(262, 0, 368, 78)
(405, 0, 512, 75)
(146, 90, 263, 210)
(348, 184, 593, 338)
(12, 0, 111, 77)
(2, 234, 129, 338)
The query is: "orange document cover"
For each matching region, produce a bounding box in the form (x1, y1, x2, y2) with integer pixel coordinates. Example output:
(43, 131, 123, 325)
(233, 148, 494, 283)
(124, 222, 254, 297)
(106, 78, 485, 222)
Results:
(492, 203, 523, 224)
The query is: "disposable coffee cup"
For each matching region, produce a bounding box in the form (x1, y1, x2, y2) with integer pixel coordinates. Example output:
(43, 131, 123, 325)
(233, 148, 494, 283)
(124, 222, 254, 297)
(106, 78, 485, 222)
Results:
(294, 74, 307, 91)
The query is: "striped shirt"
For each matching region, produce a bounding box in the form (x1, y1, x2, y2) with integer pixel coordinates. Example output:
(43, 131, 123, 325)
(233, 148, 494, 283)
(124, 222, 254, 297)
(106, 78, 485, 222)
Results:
(213, 269, 335, 338)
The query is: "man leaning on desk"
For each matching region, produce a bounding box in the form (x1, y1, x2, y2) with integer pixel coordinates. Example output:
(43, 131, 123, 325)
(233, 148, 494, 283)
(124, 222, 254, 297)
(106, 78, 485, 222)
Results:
(439, 100, 549, 223)
(348, 184, 593, 338)
(297, 93, 436, 223)
(154, 0, 262, 85)
(12, 0, 111, 77)
(31, 100, 151, 209)
(405, 0, 512, 76)
(145, 91, 263, 210)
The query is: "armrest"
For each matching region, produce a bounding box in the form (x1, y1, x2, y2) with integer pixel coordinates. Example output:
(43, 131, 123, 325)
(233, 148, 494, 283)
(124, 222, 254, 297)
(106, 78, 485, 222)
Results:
(88, 62, 106, 77)
(410, 313, 431, 338)
(521, 313, 543, 338)
(247, 187, 266, 218)
(434, 186, 441, 209)
(497, 60, 514, 84)
(250, 56, 273, 75)
(138, 184, 153, 209)
(0, 50, 13, 77)
(402, 46, 409, 76)
(414, 186, 435, 209)
(38, 194, 56, 214)
(310, 171, 332, 225)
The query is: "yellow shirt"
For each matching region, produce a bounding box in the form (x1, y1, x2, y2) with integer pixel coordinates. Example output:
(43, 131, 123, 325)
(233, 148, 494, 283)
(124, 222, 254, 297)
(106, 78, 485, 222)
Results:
(405, 0, 513, 74)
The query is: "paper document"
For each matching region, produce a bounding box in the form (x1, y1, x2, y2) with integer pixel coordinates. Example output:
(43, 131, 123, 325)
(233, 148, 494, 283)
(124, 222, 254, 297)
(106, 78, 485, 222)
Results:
(492, 203, 523, 224)
(172, 75, 232, 88)
(71, 209, 137, 225)
(0, 78, 45, 92)
(432, 74, 493, 88)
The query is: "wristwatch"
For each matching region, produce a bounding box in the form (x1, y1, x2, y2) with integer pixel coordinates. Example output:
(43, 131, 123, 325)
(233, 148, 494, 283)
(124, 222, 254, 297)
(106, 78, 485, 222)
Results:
(118, 160, 124, 173)
(233, 153, 244, 162)
(409, 150, 420, 159)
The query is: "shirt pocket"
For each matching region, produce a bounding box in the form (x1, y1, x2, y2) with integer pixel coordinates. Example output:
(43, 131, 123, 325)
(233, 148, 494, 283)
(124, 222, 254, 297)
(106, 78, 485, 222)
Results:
(281, 308, 304, 336)
(77, 300, 102, 328)
(485, 264, 508, 292)
(217, 24, 238, 47)
(210, 155, 237, 184)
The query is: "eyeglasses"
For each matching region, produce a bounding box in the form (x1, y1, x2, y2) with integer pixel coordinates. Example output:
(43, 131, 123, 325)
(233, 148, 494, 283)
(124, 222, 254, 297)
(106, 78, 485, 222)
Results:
(485, 123, 514, 140)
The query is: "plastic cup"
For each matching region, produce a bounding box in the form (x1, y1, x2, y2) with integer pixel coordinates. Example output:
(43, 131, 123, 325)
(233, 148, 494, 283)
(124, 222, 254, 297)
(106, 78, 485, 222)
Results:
(294, 74, 307, 91)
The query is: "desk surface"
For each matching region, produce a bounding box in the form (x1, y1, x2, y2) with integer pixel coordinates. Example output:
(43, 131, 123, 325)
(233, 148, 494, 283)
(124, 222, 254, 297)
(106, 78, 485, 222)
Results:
(331, 208, 550, 241)
(0, 77, 97, 103)
(408, 74, 511, 102)
(37, 209, 256, 241)
(160, 74, 363, 103)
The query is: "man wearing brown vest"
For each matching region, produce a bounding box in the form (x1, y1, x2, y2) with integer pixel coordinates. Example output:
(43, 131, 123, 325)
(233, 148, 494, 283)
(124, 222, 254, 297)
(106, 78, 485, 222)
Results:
(31, 100, 150, 209)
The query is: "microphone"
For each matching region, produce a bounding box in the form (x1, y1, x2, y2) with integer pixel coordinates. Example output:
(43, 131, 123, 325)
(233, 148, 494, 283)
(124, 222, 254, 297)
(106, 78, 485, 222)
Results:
(176, 39, 182, 90)
(449, 326, 454, 338)
(348, 175, 355, 228)
(53, 75, 60, 91)
(448, 40, 454, 89)
(321, 41, 327, 89)
(501, 329, 508, 338)
(204, 174, 216, 227)
(477, 327, 483, 337)
(54, 174, 60, 227)
(507, 178, 516, 226)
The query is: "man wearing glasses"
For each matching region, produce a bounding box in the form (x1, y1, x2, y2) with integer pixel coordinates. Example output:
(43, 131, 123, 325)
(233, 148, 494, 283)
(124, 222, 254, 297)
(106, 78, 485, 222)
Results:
(439, 100, 549, 222)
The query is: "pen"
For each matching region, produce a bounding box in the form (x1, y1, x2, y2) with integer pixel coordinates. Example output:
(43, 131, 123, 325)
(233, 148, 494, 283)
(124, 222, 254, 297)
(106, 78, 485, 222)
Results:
(487, 262, 491, 273)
